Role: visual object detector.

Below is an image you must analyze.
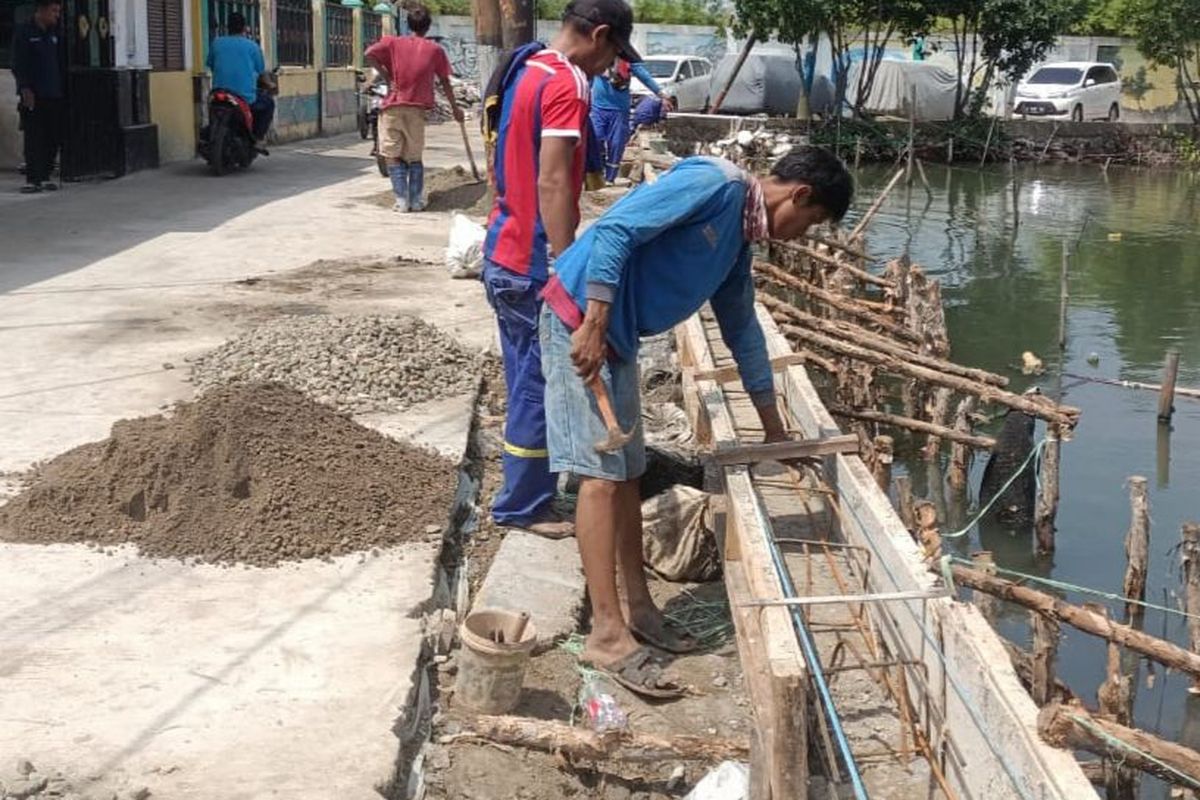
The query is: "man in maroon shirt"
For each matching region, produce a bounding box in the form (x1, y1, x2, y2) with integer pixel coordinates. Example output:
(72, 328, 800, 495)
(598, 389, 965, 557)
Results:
(365, 4, 463, 212)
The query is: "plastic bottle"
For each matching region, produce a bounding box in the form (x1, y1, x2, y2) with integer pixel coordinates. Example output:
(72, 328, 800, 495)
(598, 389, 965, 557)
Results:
(578, 675, 627, 732)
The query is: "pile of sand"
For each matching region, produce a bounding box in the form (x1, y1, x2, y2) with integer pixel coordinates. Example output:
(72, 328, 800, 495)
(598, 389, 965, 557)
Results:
(0, 383, 458, 566)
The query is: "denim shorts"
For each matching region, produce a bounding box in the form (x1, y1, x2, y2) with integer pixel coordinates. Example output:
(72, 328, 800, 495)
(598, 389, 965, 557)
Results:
(540, 305, 645, 482)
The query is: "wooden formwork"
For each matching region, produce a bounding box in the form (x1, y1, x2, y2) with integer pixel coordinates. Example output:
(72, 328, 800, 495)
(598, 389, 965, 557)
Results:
(675, 306, 1098, 799)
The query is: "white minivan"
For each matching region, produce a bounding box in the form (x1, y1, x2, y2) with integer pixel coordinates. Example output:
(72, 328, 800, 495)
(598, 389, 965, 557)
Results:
(630, 55, 714, 113)
(1013, 62, 1123, 122)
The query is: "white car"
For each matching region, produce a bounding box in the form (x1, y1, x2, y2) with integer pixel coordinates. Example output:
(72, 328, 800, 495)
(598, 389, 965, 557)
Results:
(1013, 61, 1123, 122)
(630, 55, 713, 113)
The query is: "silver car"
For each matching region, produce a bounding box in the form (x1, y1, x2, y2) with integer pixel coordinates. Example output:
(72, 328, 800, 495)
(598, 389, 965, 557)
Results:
(1014, 62, 1123, 122)
(631, 55, 714, 113)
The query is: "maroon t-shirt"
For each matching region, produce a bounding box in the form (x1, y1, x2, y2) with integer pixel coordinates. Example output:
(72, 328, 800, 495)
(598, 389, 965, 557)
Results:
(365, 35, 450, 110)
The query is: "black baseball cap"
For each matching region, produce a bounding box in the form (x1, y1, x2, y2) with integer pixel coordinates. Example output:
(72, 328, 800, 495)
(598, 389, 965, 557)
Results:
(564, 0, 642, 63)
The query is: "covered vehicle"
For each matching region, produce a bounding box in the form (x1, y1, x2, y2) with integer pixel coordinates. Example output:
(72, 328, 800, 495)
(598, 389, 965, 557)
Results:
(842, 59, 959, 120)
(709, 52, 805, 115)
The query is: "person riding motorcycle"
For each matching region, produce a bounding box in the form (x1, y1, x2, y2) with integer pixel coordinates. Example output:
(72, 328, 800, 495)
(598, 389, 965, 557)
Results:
(206, 12, 275, 140)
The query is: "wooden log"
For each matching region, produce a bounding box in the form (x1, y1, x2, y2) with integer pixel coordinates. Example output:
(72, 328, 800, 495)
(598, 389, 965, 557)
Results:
(850, 167, 906, 239)
(872, 435, 894, 493)
(771, 240, 895, 289)
(921, 388, 953, 461)
(1159, 349, 1182, 422)
(915, 501, 941, 561)
(805, 233, 868, 261)
(1094, 605, 1137, 800)
(948, 396, 977, 490)
(980, 116, 997, 166)
(755, 261, 903, 321)
(949, 564, 1200, 679)
(1035, 429, 1062, 555)
(711, 434, 861, 466)
(1038, 703, 1200, 790)
(710, 33, 757, 115)
(894, 475, 917, 531)
(1031, 610, 1060, 707)
(1001, 636, 1077, 704)
(827, 405, 996, 450)
(1123, 476, 1150, 622)
(780, 323, 1080, 427)
(1182, 522, 1200, 694)
(443, 715, 750, 763)
(758, 292, 922, 351)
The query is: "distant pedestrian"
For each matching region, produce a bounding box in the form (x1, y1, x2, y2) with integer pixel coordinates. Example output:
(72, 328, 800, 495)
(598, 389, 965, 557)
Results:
(12, 0, 65, 194)
(479, 0, 638, 537)
(365, 3, 463, 213)
(590, 59, 672, 183)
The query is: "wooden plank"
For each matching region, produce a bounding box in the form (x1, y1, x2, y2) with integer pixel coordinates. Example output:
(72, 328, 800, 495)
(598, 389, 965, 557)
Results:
(712, 435, 861, 466)
(691, 352, 810, 384)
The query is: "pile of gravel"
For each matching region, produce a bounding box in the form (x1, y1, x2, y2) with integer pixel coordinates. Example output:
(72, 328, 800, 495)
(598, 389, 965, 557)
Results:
(0, 382, 458, 566)
(189, 315, 484, 414)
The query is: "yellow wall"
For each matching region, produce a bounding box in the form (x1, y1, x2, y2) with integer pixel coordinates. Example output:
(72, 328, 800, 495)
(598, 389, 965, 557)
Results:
(150, 72, 199, 163)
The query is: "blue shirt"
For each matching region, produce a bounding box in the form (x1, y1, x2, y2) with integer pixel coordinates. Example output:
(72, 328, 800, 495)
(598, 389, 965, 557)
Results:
(12, 21, 63, 99)
(207, 35, 265, 103)
(546, 157, 775, 406)
(591, 63, 663, 113)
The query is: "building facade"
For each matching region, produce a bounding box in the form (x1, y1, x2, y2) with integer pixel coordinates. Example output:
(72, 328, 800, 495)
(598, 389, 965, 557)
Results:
(1, 0, 393, 174)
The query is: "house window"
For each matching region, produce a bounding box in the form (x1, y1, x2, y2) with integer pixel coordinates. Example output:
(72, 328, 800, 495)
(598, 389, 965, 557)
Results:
(362, 10, 382, 62)
(276, 0, 313, 66)
(324, 1, 352, 67)
(148, 0, 184, 70)
(208, 0, 260, 41)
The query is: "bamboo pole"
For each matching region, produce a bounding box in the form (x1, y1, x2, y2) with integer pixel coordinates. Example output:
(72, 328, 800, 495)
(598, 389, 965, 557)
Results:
(779, 324, 1080, 427)
(980, 116, 997, 166)
(850, 168, 906, 239)
(1182, 522, 1200, 694)
(709, 33, 757, 116)
(755, 266, 912, 340)
(895, 475, 917, 531)
(828, 405, 996, 449)
(1038, 703, 1200, 790)
(1061, 371, 1200, 400)
(948, 396, 977, 490)
(770, 240, 896, 289)
(1059, 240, 1069, 351)
(1030, 610, 1060, 707)
(949, 564, 1200, 679)
(1035, 428, 1062, 555)
(1159, 349, 1182, 422)
(1123, 476, 1150, 622)
(906, 85, 916, 185)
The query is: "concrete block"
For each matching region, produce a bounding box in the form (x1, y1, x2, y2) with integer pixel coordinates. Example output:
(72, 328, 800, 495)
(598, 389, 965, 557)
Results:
(472, 531, 584, 651)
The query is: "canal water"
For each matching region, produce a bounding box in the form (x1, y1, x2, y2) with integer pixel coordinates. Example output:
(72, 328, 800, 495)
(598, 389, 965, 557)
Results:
(847, 163, 1200, 797)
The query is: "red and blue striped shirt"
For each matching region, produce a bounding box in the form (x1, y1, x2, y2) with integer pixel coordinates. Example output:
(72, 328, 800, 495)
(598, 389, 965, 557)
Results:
(484, 49, 590, 282)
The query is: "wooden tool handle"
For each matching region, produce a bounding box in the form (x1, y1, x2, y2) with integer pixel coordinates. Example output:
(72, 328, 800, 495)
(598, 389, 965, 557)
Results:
(587, 375, 621, 431)
(459, 120, 481, 183)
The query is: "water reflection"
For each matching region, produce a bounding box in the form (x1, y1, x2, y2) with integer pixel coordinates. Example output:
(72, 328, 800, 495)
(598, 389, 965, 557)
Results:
(846, 164, 1200, 797)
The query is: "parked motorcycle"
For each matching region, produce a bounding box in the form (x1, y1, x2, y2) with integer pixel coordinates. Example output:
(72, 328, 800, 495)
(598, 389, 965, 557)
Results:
(199, 70, 277, 176)
(356, 70, 389, 177)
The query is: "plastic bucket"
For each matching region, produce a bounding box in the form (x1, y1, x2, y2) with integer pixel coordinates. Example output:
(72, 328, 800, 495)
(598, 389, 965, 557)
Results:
(455, 608, 537, 714)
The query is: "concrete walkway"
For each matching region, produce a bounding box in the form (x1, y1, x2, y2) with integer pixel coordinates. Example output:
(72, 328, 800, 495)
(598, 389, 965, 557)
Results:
(0, 124, 491, 799)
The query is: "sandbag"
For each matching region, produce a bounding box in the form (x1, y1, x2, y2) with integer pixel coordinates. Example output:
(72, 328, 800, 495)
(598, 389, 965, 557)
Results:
(445, 212, 485, 280)
(641, 486, 720, 582)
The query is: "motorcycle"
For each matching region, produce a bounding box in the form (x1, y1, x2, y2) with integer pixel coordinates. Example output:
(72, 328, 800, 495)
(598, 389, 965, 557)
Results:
(356, 70, 389, 177)
(198, 70, 277, 176)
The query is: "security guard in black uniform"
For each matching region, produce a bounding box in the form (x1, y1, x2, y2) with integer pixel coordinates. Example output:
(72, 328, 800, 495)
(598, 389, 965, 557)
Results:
(12, 0, 65, 194)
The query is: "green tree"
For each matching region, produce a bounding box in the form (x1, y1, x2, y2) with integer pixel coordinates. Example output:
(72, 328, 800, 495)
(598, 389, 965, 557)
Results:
(729, 0, 830, 117)
(849, 0, 933, 115)
(1129, 0, 1200, 122)
(1075, 0, 1136, 35)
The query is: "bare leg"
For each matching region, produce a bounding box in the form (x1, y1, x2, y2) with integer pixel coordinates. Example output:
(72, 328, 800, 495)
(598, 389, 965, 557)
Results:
(613, 479, 661, 630)
(577, 476, 639, 666)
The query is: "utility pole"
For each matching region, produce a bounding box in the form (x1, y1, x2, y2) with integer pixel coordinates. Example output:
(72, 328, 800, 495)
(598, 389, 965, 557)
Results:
(500, 0, 534, 50)
(473, 0, 502, 97)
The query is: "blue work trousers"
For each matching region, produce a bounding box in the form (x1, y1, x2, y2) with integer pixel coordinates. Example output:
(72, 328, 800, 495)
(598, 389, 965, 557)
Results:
(482, 259, 558, 525)
(590, 106, 630, 183)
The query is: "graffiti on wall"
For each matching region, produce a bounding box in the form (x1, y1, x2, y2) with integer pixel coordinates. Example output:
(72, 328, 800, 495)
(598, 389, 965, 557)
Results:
(644, 30, 727, 64)
(438, 34, 479, 80)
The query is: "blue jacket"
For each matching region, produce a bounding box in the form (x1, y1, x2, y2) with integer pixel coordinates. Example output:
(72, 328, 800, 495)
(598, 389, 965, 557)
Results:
(547, 157, 775, 406)
(591, 63, 662, 113)
(207, 35, 265, 104)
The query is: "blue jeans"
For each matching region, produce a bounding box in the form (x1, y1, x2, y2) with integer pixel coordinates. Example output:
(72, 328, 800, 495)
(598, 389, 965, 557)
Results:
(590, 106, 630, 183)
(540, 305, 645, 481)
(251, 94, 275, 140)
(483, 259, 558, 525)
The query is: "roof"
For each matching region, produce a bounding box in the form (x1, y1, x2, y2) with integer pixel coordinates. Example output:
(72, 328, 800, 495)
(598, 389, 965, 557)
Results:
(1032, 61, 1112, 69)
(640, 54, 711, 63)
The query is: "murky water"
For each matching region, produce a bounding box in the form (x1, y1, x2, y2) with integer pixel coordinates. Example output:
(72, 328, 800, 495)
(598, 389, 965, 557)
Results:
(847, 163, 1200, 797)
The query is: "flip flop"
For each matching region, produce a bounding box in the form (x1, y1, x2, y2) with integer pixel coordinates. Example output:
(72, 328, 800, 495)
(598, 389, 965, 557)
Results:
(585, 645, 686, 700)
(630, 621, 702, 655)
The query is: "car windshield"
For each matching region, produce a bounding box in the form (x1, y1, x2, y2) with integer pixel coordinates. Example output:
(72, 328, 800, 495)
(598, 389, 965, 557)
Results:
(1028, 67, 1083, 85)
(641, 60, 677, 78)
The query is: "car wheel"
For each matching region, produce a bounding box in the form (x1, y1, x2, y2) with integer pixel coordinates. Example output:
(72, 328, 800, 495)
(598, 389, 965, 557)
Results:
(1071, 105, 1083, 122)
(1108, 103, 1120, 122)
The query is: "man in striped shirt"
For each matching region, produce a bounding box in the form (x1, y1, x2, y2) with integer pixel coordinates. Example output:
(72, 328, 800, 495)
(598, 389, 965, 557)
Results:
(482, 0, 640, 537)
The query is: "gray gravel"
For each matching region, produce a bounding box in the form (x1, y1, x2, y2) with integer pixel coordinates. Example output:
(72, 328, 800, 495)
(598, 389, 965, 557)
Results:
(189, 315, 484, 414)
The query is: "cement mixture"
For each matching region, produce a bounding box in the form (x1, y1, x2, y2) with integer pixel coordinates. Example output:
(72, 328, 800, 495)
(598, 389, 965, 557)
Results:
(189, 314, 484, 414)
(0, 382, 458, 566)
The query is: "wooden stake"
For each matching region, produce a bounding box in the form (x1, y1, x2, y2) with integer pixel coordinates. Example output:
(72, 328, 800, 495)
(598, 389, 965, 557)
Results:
(1122, 476, 1150, 622)
(1159, 349, 1181, 422)
(1035, 428, 1061, 555)
(950, 564, 1200, 679)
(895, 475, 917, 531)
(828, 405, 996, 450)
(1039, 703, 1200, 790)
(915, 501, 941, 560)
(947, 135, 954, 164)
(1182, 522, 1200, 694)
(1058, 240, 1069, 351)
(948, 396, 977, 489)
(921, 388, 953, 461)
(710, 33, 757, 115)
(915, 158, 933, 197)
(443, 715, 750, 763)
(854, 136, 862, 170)
(1030, 609, 1060, 707)
(872, 435, 894, 492)
(906, 85, 916, 185)
(1093, 605, 1138, 800)
(850, 168, 906, 239)
(971, 551, 999, 624)
(1001, 636, 1077, 704)
(980, 116, 997, 166)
